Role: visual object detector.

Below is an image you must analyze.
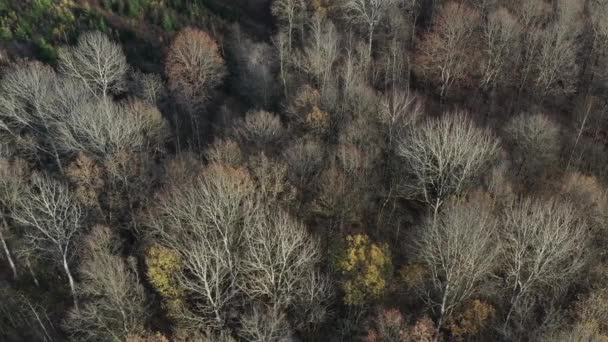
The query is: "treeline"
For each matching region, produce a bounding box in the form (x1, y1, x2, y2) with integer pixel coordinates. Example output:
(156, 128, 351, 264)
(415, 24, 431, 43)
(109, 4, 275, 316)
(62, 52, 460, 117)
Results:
(1, 0, 608, 341)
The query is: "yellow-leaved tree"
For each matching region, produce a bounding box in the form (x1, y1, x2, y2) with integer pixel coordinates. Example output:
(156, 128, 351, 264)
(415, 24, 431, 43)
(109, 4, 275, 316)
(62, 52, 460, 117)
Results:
(334, 233, 392, 305)
(145, 244, 185, 316)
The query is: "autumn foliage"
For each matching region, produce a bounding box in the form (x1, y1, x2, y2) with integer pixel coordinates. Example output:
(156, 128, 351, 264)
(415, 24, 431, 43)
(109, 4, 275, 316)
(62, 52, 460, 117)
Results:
(166, 27, 226, 110)
(335, 233, 392, 305)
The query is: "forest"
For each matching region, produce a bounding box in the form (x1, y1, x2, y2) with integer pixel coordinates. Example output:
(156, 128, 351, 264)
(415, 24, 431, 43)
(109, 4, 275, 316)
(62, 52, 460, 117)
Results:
(0, 0, 608, 341)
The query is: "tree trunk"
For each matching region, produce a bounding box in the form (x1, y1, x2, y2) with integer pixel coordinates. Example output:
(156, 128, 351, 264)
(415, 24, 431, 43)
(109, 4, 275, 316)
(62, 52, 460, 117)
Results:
(288, 16, 293, 52)
(368, 24, 375, 61)
(435, 283, 450, 342)
(566, 98, 592, 172)
(63, 255, 78, 311)
(26, 301, 54, 342)
(27, 258, 40, 287)
(42, 119, 64, 174)
(0, 230, 17, 280)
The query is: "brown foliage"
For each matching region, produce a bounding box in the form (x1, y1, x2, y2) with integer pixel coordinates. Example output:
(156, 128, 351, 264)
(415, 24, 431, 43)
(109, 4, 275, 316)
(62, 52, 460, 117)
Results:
(126, 332, 170, 342)
(410, 317, 438, 342)
(166, 27, 226, 111)
(205, 139, 244, 168)
(287, 85, 330, 135)
(560, 172, 607, 229)
(447, 299, 495, 339)
(399, 263, 428, 289)
(66, 152, 104, 208)
(575, 288, 608, 334)
(414, 2, 481, 96)
(365, 308, 408, 342)
(365, 309, 439, 342)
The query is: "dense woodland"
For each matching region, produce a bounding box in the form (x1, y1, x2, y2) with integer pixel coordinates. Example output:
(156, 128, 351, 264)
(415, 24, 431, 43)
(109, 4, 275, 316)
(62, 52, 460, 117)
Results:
(1, 0, 608, 341)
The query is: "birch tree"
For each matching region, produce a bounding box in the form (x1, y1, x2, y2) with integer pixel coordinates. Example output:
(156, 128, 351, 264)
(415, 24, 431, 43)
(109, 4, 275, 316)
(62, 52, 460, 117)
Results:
(12, 175, 84, 309)
(299, 14, 340, 91)
(0, 154, 25, 280)
(341, 0, 400, 58)
(271, 0, 306, 50)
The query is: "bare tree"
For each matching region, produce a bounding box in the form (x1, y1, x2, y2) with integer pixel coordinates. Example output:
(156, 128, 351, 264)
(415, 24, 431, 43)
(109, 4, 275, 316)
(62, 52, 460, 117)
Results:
(64, 225, 149, 341)
(239, 306, 295, 342)
(49, 79, 169, 158)
(130, 71, 166, 105)
(228, 30, 278, 108)
(247, 153, 296, 207)
(0, 62, 65, 170)
(539, 322, 607, 342)
(415, 2, 481, 97)
(0, 213, 16, 280)
(376, 90, 423, 229)
(298, 14, 340, 91)
(337, 39, 379, 117)
(396, 111, 499, 208)
(146, 164, 257, 328)
(283, 138, 325, 186)
(240, 211, 327, 311)
(340, 0, 400, 58)
(481, 7, 520, 90)
(58, 31, 128, 98)
(271, 0, 307, 51)
(414, 199, 499, 330)
(232, 110, 285, 149)
(503, 112, 560, 186)
(311, 163, 365, 231)
(0, 53, 167, 165)
(512, 0, 551, 96)
(590, 0, 608, 47)
(0, 285, 58, 341)
(377, 89, 423, 147)
(147, 161, 330, 331)
(589, 0, 608, 82)
(0, 155, 26, 280)
(500, 198, 590, 331)
(532, 0, 581, 96)
(291, 269, 334, 331)
(0, 62, 54, 132)
(274, 32, 293, 98)
(205, 139, 244, 168)
(11, 175, 84, 309)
